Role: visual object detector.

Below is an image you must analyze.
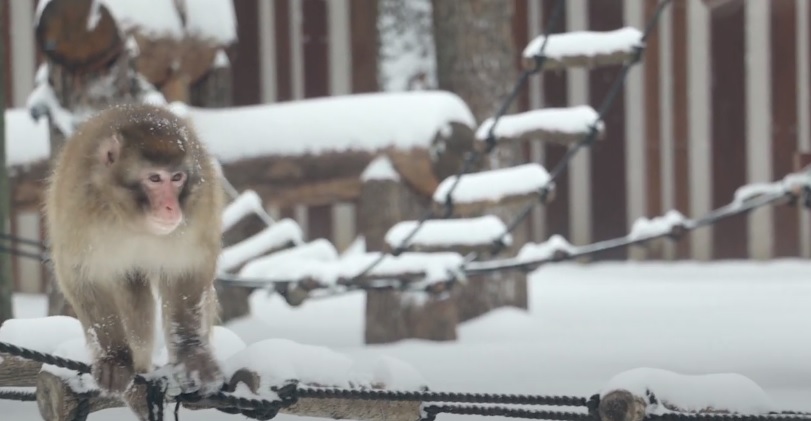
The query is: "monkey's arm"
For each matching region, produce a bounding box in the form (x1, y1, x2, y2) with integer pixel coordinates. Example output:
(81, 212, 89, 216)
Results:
(158, 268, 224, 395)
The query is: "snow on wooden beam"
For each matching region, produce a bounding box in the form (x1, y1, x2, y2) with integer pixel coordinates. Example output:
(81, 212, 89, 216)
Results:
(233, 252, 464, 291)
(0, 317, 425, 421)
(521, 27, 642, 71)
(598, 368, 777, 421)
(432, 163, 552, 216)
(384, 215, 510, 254)
(218, 219, 304, 273)
(476, 105, 604, 145)
(221, 189, 264, 232)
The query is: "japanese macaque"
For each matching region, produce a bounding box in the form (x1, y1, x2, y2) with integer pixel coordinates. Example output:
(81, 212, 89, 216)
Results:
(43, 104, 225, 409)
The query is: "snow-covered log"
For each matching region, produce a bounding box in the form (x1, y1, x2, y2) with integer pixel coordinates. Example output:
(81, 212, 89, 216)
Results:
(384, 215, 510, 254)
(432, 163, 553, 216)
(218, 219, 304, 273)
(522, 27, 643, 71)
(476, 106, 604, 145)
(598, 368, 776, 421)
(0, 317, 425, 421)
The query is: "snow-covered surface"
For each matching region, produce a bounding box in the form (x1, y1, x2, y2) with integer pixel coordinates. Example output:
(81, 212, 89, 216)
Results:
(602, 367, 776, 415)
(6, 91, 475, 168)
(238, 239, 340, 278)
(236, 251, 463, 287)
(25, 83, 75, 137)
(185, 91, 476, 163)
(218, 219, 304, 273)
(516, 234, 577, 262)
(0, 316, 83, 354)
(360, 155, 401, 182)
(40, 338, 97, 393)
(385, 215, 511, 249)
(433, 164, 551, 205)
(523, 27, 643, 60)
(6, 261, 811, 419)
(182, 0, 237, 44)
(732, 182, 785, 205)
(6, 109, 49, 167)
(475, 106, 602, 141)
(222, 190, 264, 232)
(628, 210, 687, 241)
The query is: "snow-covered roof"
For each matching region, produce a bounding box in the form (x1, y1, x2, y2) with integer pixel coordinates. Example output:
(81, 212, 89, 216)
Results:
(6, 91, 476, 169)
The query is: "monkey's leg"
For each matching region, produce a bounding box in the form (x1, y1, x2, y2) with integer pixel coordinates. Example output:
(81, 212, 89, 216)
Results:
(115, 271, 156, 373)
(158, 270, 224, 395)
(61, 278, 136, 395)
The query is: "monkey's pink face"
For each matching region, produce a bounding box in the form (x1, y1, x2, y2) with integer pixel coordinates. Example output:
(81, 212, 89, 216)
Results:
(141, 168, 187, 236)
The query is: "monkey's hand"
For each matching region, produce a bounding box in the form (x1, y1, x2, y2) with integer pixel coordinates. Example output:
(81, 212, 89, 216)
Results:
(169, 346, 225, 396)
(92, 353, 136, 395)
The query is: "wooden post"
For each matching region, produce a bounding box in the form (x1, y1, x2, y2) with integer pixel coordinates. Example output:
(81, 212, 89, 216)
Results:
(359, 159, 458, 344)
(597, 390, 647, 421)
(0, 0, 13, 325)
(217, 213, 267, 323)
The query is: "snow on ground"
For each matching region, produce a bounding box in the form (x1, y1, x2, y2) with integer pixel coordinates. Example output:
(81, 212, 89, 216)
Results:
(4, 260, 811, 420)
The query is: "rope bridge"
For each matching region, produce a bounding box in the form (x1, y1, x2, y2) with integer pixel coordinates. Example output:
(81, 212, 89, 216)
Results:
(1, 340, 810, 421)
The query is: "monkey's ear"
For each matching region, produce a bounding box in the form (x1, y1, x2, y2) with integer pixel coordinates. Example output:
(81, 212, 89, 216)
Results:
(99, 134, 122, 166)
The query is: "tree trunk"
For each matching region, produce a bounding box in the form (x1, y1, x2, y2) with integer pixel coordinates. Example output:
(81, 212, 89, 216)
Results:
(0, 1, 14, 324)
(432, 0, 529, 322)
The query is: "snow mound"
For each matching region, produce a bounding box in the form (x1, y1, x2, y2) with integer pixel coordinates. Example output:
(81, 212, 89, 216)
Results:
(602, 368, 776, 415)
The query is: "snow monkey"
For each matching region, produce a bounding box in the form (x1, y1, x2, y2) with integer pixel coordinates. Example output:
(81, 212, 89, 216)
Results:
(44, 104, 226, 407)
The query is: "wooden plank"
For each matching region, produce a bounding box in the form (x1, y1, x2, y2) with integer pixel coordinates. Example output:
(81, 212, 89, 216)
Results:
(274, 0, 293, 101)
(541, 0, 570, 241)
(302, 0, 329, 98)
(231, 0, 260, 105)
(671, 0, 691, 259)
(644, 0, 663, 260)
(587, 0, 627, 260)
(349, 0, 378, 93)
(770, 0, 800, 257)
(709, 2, 748, 259)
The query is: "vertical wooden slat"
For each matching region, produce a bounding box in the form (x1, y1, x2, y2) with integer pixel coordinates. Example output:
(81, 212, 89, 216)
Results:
(710, 2, 748, 259)
(307, 204, 333, 242)
(231, 0, 260, 105)
(2, 0, 12, 107)
(644, 0, 663, 259)
(770, 0, 800, 257)
(541, 0, 570, 241)
(274, 0, 293, 102)
(587, 0, 627, 259)
(302, 0, 329, 98)
(671, 0, 691, 258)
(349, 0, 378, 93)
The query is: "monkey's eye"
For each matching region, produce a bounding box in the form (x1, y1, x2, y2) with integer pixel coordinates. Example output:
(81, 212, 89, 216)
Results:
(148, 174, 161, 183)
(171, 172, 184, 182)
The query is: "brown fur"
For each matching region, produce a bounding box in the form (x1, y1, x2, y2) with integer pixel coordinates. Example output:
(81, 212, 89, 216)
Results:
(43, 104, 225, 418)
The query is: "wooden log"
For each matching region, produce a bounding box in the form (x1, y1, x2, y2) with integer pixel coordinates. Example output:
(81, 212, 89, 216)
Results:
(35, 0, 123, 72)
(475, 106, 604, 146)
(130, 33, 181, 88)
(33, 367, 422, 421)
(0, 353, 43, 388)
(384, 215, 510, 255)
(521, 28, 642, 72)
(597, 390, 647, 421)
(432, 163, 555, 217)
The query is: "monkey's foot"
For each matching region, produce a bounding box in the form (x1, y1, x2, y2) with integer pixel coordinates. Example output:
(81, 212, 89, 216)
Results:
(166, 349, 225, 397)
(92, 357, 136, 395)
